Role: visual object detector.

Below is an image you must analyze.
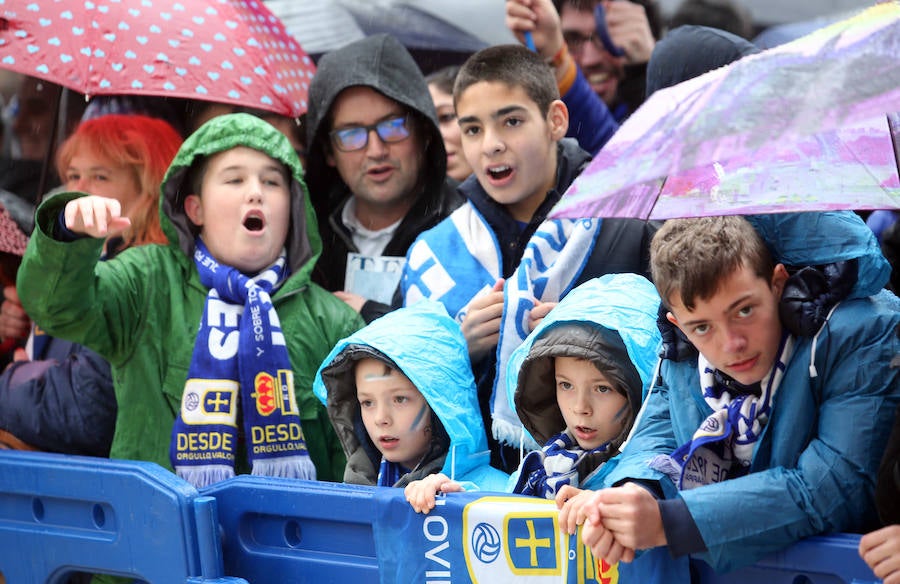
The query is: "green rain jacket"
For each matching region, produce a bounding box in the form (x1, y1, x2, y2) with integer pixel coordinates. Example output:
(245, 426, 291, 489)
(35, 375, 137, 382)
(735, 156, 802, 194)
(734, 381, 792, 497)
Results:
(18, 113, 364, 482)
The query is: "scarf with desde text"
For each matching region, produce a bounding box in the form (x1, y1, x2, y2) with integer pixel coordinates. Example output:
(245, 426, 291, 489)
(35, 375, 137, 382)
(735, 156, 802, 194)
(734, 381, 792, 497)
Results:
(170, 239, 316, 488)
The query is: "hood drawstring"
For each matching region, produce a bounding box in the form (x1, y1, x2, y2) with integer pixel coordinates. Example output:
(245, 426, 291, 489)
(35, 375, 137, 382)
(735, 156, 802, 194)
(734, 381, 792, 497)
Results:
(449, 444, 456, 482)
(809, 302, 840, 379)
(620, 356, 664, 452)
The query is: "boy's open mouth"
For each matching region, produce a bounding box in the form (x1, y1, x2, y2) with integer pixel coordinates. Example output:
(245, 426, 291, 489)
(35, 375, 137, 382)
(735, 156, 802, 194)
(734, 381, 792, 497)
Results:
(243, 211, 265, 232)
(486, 165, 512, 181)
(379, 436, 399, 448)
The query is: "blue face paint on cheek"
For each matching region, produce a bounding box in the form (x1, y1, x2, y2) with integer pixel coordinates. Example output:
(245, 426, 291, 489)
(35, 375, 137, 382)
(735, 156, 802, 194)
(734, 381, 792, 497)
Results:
(612, 402, 629, 421)
(409, 402, 428, 432)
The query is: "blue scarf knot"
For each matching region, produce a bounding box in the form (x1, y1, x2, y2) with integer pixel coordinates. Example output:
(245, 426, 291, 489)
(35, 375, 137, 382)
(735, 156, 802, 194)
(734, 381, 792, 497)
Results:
(514, 430, 611, 499)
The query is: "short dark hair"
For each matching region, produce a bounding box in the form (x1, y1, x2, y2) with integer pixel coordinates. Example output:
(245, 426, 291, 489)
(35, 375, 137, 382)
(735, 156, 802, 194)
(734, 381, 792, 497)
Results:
(454, 44, 559, 117)
(650, 216, 775, 310)
(425, 65, 461, 96)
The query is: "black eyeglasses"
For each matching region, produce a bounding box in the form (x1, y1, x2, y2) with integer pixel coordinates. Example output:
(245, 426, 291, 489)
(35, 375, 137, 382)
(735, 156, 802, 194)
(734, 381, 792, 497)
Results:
(329, 115, 411, 152)
(562, 4, 625, 58)
(563, 30, 604, 56)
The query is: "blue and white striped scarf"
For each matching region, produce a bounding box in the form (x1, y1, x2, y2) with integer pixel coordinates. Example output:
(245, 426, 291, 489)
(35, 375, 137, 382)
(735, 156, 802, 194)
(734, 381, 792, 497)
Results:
(650, 334, 794, 489)
(402, 204, 601, 447)
(514, 430, 611, 498)
(377, 458, 409, 487)
(170, 239, 316, 488)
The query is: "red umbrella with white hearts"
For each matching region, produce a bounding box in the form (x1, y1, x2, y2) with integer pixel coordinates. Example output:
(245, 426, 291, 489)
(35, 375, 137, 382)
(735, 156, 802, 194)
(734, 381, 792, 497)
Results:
(0, 0, 315, 117)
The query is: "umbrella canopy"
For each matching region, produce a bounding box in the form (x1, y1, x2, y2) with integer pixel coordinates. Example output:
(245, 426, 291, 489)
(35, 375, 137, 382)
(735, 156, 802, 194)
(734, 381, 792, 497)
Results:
(268, 0, 516, 72)
(0, 0, 314, 117)
(551, 3, 900, 221)
(753, 8, 864, 48)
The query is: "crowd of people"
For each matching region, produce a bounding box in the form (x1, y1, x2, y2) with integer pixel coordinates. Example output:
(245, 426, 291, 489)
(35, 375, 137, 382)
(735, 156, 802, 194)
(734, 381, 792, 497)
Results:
(0, 0, 898, 583)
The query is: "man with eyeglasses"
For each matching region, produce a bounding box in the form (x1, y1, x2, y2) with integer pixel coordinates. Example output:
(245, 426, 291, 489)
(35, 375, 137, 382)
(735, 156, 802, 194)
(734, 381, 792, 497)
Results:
(507, 0, 663, 124)
(305, 34, 464, 323)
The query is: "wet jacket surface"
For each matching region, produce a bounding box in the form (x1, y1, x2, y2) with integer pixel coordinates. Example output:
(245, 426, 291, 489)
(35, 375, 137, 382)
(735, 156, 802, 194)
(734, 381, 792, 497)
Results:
(304, 33, 464, 309)
(313, 299, 508, 491)
(17, 114, 364, 481)
(0, 336, 114, 457)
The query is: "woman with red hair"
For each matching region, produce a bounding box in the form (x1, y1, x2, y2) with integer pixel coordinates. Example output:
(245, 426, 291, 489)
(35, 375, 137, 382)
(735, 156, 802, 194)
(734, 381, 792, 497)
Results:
(55, 114, 182, 251)
(0, 114, 182, 456)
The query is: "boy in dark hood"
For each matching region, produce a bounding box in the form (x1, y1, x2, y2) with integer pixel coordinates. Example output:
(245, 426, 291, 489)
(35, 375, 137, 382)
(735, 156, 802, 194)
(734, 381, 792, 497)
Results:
(510, 274, 659, 504)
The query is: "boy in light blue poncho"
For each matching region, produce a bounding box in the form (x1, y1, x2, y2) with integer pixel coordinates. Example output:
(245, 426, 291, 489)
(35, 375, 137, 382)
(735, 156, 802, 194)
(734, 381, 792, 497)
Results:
(506, 274, 660, 503)
(313, 300, 508, 491)
(404, 273, 661, 515)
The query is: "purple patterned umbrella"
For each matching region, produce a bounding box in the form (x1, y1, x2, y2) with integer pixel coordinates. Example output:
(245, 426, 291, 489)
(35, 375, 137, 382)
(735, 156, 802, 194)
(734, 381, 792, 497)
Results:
(551, 3, 900, 220)
(0, 0, 315, 117)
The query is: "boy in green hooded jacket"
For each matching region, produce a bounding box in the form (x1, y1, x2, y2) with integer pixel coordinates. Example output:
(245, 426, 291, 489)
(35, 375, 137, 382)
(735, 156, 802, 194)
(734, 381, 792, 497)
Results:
(17, 113, 364, 485)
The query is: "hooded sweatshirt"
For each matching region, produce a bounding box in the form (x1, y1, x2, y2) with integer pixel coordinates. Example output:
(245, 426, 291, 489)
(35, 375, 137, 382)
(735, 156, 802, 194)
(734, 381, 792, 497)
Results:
(505, 273, 662, 491)
(644, 25, 760, 99)
(305, 33, 464, 318)
(313, 299, 509, 491)
(17, 114, 365, 480)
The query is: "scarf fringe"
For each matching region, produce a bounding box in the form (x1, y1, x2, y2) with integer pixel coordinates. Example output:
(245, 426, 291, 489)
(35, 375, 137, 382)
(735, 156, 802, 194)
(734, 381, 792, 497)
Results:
(176, 465, 235, 489)
(252, 455, 317, 481)
(493, 418, 540, 452)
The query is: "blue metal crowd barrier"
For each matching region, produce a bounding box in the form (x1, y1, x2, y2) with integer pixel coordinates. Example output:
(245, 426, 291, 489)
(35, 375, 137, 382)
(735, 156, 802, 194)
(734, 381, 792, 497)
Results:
(200, 476, 379, 584)
(201, 475, 884, 584)
(692, 533, 880, 584)
(0, 451, 885, 584)
(0, 450, 246, 584)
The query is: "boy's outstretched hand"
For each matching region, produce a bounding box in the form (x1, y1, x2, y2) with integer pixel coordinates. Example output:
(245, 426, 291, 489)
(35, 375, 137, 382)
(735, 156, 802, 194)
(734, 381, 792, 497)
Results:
(64, 195, 132, 239)
(860, 524, 900, 584)
(461, 279, 505, 363)
(404, 473, 465, 514)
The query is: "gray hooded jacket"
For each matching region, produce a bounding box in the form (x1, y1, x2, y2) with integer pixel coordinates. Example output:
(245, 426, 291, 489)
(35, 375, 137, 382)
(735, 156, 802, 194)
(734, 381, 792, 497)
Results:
(305, 34, 463, 307)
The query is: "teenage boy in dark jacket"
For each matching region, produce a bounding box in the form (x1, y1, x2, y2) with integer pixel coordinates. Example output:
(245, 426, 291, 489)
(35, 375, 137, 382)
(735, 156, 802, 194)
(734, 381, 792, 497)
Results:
(401, 44, 655, 472)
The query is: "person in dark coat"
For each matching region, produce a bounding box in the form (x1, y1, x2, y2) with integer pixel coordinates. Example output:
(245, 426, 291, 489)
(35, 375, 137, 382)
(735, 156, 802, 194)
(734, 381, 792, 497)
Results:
(305, 34, 464, 323)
